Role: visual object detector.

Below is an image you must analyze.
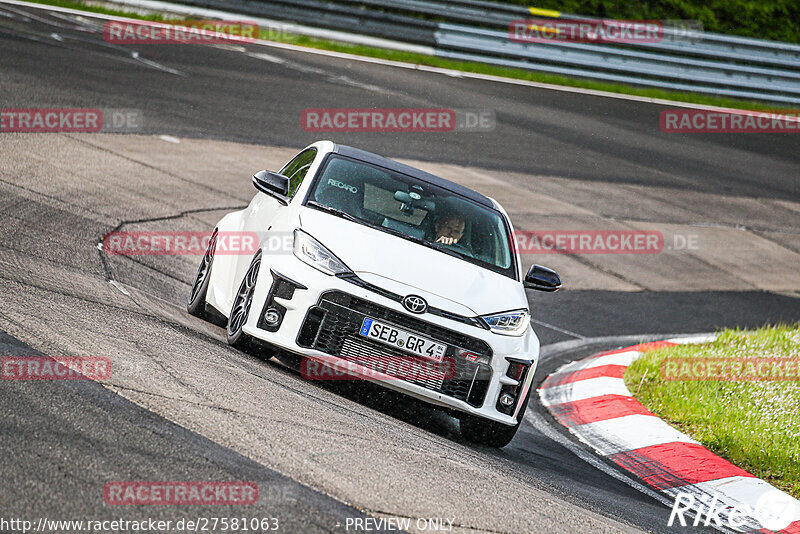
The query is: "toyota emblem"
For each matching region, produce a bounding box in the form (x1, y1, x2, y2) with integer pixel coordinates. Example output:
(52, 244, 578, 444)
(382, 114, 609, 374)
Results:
(402, 295, 428, 314)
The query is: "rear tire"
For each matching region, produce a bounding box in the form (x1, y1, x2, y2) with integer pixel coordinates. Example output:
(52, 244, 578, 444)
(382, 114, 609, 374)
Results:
(187, 229, 217, 319)
(226, 251, 261, 350)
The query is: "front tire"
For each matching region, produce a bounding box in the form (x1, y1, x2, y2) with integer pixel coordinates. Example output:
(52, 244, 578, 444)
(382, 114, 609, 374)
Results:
(459, 391, 531, 448)
(187, 229, 217, 319)
(226, 251, 262, 350)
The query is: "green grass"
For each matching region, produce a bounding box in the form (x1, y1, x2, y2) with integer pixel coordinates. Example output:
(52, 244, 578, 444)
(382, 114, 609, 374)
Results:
(625, 325, 800, 498)
(28, 0, 170, 20)
(25, 0, 792, 113)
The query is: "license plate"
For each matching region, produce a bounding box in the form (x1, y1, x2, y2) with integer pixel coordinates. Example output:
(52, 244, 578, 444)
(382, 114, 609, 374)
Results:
(358, 318, 446, 361)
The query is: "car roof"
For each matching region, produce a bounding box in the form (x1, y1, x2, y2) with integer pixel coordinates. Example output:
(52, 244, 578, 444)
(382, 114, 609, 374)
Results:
(332, 144, 495, 209)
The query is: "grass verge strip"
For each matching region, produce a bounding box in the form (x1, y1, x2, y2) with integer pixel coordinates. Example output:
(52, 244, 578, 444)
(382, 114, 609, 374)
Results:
(625, 325, 800, 498)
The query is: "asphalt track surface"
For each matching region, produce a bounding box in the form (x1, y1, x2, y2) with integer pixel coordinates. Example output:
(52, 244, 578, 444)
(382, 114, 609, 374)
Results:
(1, 4, 799, 534)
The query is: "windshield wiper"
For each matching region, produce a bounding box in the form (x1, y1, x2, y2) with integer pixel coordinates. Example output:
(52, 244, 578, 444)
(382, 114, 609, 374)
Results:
(306, 201, 362, 224)
(429, 241, 470, 261)
(373, 223, 432, 247)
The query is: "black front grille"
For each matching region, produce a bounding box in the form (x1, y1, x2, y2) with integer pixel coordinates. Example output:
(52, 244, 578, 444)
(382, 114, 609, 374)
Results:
(319, 291, 492, 354)
(298, 291, 492, 407)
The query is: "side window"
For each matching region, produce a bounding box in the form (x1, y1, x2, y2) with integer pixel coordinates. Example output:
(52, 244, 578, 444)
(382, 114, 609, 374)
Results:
(280, 148, 317, 199)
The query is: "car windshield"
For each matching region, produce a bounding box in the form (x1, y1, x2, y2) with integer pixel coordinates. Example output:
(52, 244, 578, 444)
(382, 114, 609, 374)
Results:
(306, 155, 516, 279)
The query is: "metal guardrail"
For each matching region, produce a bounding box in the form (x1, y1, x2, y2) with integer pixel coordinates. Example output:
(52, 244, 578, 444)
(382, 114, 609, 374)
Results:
(347, 0, 800, 68)
(167, 0, 800, 103)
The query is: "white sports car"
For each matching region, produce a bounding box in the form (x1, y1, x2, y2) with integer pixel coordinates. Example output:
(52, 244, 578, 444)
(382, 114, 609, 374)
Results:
(188, 141, 561, 447)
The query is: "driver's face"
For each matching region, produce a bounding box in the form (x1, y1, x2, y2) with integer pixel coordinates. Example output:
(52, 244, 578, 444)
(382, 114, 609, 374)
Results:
(436, 216, 465, 241)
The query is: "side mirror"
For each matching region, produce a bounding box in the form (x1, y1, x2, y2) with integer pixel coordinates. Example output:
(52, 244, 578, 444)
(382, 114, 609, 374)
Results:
(524, 264, 562, 292)
(253, 170, 290, 201)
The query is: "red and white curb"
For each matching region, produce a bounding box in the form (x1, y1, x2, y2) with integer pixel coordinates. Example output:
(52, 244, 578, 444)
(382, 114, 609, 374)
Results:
(539, 335, 800, 533)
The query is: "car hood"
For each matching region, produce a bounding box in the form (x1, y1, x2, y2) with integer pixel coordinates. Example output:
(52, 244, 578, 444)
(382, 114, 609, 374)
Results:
(299, 208, 526, 316)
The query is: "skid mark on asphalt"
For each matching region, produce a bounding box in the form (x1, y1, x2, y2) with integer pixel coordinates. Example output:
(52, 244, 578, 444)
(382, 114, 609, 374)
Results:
(63, 134, 246, 201)
(244, 49, 410, 97)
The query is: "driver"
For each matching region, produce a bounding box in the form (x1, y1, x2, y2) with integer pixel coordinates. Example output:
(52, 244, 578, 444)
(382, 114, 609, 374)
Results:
(433, 211, 466, 246)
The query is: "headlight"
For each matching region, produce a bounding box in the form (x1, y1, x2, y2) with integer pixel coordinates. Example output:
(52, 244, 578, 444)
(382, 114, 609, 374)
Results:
(293, 229, 351, 276)
(480, 309, 530, 336)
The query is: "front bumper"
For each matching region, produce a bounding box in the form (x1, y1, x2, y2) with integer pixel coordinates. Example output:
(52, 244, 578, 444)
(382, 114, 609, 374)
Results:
(241, 255, 540, 425)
